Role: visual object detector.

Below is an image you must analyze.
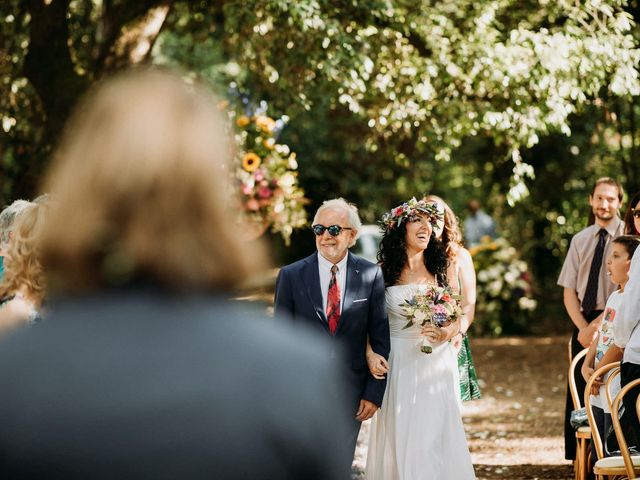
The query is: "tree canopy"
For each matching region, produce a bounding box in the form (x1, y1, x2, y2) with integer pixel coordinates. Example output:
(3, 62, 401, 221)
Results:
(1, 0, 640, 328)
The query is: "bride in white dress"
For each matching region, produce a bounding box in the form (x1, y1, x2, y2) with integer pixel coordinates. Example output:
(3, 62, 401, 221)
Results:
(366, 198, 475, 480)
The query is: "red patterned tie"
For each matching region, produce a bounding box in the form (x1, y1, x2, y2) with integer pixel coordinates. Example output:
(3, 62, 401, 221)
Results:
(327, 264, 341, 335)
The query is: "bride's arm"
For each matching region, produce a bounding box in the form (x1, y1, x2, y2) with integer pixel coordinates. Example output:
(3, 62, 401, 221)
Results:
(366, 338, 389, 379)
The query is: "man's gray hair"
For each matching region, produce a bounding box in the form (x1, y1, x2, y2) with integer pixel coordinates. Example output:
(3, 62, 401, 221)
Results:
(313, 198, 362, 247)
(0, 199, 33, 244)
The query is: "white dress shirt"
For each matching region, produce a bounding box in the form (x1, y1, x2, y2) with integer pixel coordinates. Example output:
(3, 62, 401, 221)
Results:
(614, 249, 640, 364)
(318, 252, 348, 314)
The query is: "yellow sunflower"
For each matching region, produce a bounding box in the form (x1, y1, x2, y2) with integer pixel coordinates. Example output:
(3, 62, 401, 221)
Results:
(242, 152, 261, 172)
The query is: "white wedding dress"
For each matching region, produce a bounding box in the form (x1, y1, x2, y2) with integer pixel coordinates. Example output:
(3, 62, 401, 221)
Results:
(366, 284, 475, 480)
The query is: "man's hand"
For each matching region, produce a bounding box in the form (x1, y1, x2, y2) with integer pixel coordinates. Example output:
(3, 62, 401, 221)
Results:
(578, 323, 598, 348)
(355, 399, 378, 422)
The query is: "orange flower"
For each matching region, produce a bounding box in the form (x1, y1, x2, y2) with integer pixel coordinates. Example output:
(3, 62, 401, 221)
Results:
(242, 152, 261, 172)
(255, 115, 276, 133)
(236, 115, 250, 127)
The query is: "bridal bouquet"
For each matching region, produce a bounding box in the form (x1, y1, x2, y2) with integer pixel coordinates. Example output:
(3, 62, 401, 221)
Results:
(400, 285, 462, 353)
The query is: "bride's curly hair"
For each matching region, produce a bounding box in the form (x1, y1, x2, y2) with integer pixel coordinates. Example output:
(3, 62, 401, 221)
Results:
(377, 220, 449, 287)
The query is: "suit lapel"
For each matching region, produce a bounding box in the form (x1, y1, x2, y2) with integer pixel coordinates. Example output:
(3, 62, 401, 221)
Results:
(336, 253, 360, 335)
(301, 253, 327, 324)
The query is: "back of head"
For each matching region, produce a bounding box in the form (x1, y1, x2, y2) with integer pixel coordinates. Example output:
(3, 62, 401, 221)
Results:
(40, 68, 263, 294)
(0, 200, 33, 246)
(0, 203, 47, 303)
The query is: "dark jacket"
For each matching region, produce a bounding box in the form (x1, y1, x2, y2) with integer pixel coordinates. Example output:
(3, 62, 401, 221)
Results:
(274, 252, 390, 407)
(0, 289, 351, 479)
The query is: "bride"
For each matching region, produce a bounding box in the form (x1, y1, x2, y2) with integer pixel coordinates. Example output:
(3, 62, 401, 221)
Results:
(366, 198, 475, 479)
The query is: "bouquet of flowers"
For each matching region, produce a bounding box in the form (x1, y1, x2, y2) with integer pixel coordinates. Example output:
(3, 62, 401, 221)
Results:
(232, 107, 307, 245)
(400, 285, 462, 353)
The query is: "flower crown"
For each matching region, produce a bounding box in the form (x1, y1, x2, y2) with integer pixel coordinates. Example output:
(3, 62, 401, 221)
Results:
(381, 197, 443, 230)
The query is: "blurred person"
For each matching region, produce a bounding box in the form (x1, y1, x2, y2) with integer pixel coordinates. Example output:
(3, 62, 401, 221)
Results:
(557, 177, 624, 460)
(0, 203, 47, 332)
(366, 198, 474, 479)
(581, 235, 639, 462)
(0, 69, 350, 480)
(0, 199, 33, 281)
(623, 191, 640, 235)
(463, 199, 496, 246)
(274, 198, 390, 475)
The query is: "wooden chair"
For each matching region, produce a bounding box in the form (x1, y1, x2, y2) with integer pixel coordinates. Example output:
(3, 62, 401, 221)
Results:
(609, 378, 640, 479)
(569, 348, 590, 480)
(586, 364, 640, 479)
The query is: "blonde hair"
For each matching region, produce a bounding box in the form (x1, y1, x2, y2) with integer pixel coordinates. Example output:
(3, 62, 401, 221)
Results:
(424, 195, 463, 260)
(40, 68, 264, 293)
(0, 203, 47, 305)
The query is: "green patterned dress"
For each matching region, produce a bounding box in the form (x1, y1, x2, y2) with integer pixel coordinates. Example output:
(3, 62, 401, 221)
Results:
(457, 334, 481, 401)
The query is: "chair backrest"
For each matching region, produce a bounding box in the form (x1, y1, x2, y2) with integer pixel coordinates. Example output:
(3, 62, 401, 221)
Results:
(569, 348, 589, 409)
(611, 378, 640, 479)
(605, 366, 621, 412)
(585, 362, 623, 459)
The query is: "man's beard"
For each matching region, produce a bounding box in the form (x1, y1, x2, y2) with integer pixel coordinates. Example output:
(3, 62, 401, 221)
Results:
(594, 209, 616, 221)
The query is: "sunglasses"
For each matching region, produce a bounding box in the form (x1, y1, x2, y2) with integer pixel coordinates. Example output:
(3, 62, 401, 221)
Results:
(312, 224, 353, 237)
(633, 208, 640, 219)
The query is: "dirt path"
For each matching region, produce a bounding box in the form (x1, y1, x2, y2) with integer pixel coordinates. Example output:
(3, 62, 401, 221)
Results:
(352, 335, 574, 479)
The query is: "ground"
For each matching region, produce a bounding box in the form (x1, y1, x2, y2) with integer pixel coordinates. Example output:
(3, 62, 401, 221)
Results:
(352, 335, 574, 480)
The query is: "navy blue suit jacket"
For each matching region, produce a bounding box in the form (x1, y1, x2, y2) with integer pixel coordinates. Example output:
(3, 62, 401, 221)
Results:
(274, 252, 390, 407)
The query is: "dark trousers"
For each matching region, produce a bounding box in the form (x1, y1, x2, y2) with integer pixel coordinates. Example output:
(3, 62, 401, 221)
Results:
(590, 405, 611, 467)
(565, 310, 602, 461)
(619, 362, 640, 449)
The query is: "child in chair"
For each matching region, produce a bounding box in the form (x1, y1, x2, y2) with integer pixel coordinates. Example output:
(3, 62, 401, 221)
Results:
(582, 235, 640, 458)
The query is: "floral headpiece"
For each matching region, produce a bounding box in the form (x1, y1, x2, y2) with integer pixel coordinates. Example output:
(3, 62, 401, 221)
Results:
(381, 197, 443, 230)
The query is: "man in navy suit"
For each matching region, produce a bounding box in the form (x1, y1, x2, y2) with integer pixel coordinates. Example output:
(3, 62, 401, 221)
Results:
(274, 198, 390, 472)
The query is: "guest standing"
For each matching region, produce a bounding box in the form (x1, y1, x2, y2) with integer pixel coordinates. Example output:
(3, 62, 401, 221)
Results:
(425, 194, 481, 401)
(623, 191, 640, 235)
(557, 177, 624, 460)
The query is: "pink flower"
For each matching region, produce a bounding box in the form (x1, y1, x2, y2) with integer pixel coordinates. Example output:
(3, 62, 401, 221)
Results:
(394, 206, 404, 216)
(241, 183, 253, 195)
(254, 169, 265, 181)
(258, 186, 272, 199)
